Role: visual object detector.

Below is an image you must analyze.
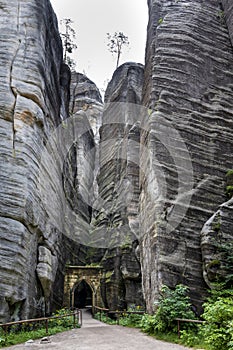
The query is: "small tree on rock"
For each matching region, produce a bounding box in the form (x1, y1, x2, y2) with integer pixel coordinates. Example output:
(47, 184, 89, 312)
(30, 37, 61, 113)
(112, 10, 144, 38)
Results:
(107, 31, 129, 69)
(60, 18, 77, 69)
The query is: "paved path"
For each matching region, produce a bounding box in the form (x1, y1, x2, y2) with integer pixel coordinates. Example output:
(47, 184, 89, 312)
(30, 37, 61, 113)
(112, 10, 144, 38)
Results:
(4, 309, 193, 350)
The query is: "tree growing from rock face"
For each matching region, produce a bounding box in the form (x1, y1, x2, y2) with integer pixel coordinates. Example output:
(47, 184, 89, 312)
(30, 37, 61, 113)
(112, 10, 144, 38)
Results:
(107, 31, 129, 69)
(60, 18, 77, 70)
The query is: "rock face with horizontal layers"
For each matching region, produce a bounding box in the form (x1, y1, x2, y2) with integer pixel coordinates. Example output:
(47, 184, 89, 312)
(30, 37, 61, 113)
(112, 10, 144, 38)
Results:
(91, 62, 145, 310)
(62, 72, 104, 269)
(0, 0, 70, 322)
(201, 197, 233, 289)
(222, 0, 233, 46)
(141, 0, 233, 313)
(69, 72, 103, 142)
(201, 170, 233, 288)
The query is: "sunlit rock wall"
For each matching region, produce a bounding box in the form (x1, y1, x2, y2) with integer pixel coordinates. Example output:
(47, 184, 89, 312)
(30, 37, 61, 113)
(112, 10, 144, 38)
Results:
(141, 0, 233, 313)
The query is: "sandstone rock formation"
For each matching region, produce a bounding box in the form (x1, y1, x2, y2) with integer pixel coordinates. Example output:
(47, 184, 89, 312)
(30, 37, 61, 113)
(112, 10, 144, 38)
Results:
(141, 0, 233, 313)
(1, 0, 233, 323)
(222, 0, 233, 45)
(62, 72, 104, 268)
(0, 0, 69, 321)
(201, 197, 233, 289)
(91, 62, 145, 310)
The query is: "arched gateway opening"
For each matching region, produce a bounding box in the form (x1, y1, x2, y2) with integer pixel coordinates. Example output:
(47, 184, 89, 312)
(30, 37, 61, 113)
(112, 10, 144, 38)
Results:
(73, 280, 93, 308)
(64, 266, 103, 311)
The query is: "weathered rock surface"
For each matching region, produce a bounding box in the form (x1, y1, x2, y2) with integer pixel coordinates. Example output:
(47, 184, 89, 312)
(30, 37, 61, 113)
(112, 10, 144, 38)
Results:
(60, 71, 104, 267)
(141, 0, 233, 313)
(222, 0, 233, 46)
(69, 72, 103, 141)
(201, 196, 233, 288)
(0, 0, 69, 322)
(91, 62, 145, 310)
(2, 0, 233, 322)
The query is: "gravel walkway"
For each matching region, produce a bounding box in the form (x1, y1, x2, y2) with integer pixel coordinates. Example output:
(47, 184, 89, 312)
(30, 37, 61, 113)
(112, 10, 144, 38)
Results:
(3, 309, 195, 350)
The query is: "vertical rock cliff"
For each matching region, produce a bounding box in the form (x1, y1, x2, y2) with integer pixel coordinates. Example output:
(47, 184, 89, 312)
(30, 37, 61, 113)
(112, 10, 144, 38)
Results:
(62, 72, 104, 268)
(1, 0, 233, 322)
(92, 62, 145, 310)
(0, 0, 70, 321)
(141, 0, 233, 313)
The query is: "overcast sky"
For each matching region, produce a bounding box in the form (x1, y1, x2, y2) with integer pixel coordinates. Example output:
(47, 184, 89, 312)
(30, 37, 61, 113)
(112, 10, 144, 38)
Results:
(50, 0, 148, 93)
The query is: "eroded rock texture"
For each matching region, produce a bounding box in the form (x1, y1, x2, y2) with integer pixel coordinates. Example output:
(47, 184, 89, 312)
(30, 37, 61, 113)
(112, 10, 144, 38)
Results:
(141, 0, 233, 313)
(92, 63, 145, 310)
(0, 0, 69, 322)
(222, 0, 233, 46)
(201, 197, 233, 289)
(62, 72, 104, 268)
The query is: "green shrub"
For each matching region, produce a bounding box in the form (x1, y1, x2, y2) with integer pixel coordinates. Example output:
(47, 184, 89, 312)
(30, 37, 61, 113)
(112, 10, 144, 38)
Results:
(199, 289, 233, 350)
(94, 312, 117, 325)
(226, 169, 233, 177)
(49, 308, 75, 328)
(141, 284, 196, 334)
(180, 328, 204, 348)
(226, 185, 233, 198)
(140, 314, 157, 334)
(119, 313, 143, 328)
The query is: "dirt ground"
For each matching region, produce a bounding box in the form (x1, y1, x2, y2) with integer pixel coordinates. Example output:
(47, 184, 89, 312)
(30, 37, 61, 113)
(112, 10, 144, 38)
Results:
(3, 309, 196, 350)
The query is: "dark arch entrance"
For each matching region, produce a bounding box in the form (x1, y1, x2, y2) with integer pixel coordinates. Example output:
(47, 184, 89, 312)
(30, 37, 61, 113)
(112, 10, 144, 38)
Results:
(73, 280, 93, 308)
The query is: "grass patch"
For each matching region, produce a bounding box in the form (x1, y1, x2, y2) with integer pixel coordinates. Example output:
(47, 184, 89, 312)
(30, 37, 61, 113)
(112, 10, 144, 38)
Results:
(0, 325, 75, 348)
(0, 308, 80, 348)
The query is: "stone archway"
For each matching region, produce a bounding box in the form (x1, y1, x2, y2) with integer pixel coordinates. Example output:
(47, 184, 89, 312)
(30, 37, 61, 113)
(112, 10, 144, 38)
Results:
(64, 266, 104, 312)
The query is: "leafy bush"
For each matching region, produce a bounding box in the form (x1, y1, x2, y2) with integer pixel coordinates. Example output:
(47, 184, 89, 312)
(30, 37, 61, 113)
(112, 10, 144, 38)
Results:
(140, 314, 158, 334)
(200, 289, 233, 350)
(49, 308, 75, 328)
(119, 313, 143, 328)
(94, 312, 117, 325)
(141, 284, 196, 334)
(180, 329, 204, 348)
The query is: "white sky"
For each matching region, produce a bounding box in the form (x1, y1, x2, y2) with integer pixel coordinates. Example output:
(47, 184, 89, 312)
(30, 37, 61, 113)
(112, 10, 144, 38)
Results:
(50, 0, 148, 94)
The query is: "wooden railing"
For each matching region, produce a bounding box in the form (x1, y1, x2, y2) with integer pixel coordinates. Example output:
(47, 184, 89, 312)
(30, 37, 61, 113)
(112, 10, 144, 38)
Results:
(0, 309, 82, 337)
(94, 307, 204, 337)
(175, 318, 204, 338)
(93, 306, 144, 325)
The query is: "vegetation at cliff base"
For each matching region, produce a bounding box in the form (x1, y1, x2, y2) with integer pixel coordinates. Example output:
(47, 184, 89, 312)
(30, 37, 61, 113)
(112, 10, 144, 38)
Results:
(140, 284, 196, 334)
(0, 308, 79, 348)
(96, 284, 233, 350)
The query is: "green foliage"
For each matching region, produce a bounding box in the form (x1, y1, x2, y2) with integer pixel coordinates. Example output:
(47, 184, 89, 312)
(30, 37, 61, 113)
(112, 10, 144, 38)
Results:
(226, 169, 233, 177)
(140, 314, 157, 334)
(212, 221, 221, 232)
(180, 329, 203, 347)
(141, 285, 196, 334)
(107, 31, 129, 68)
(217, 243, 233, 287)
(60, 18, 77, 68)
(158, 18, 163, 25)
(94, 312, 117, 325)
(0, 326, 70, 348)
(49, 308, 76, 328)
(199, 289, 233, 350)
(226, 185, 233, 198)
(119, 313, 143, 328)
(217, 10, 225, 24)
(0, 308, 78, 348)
